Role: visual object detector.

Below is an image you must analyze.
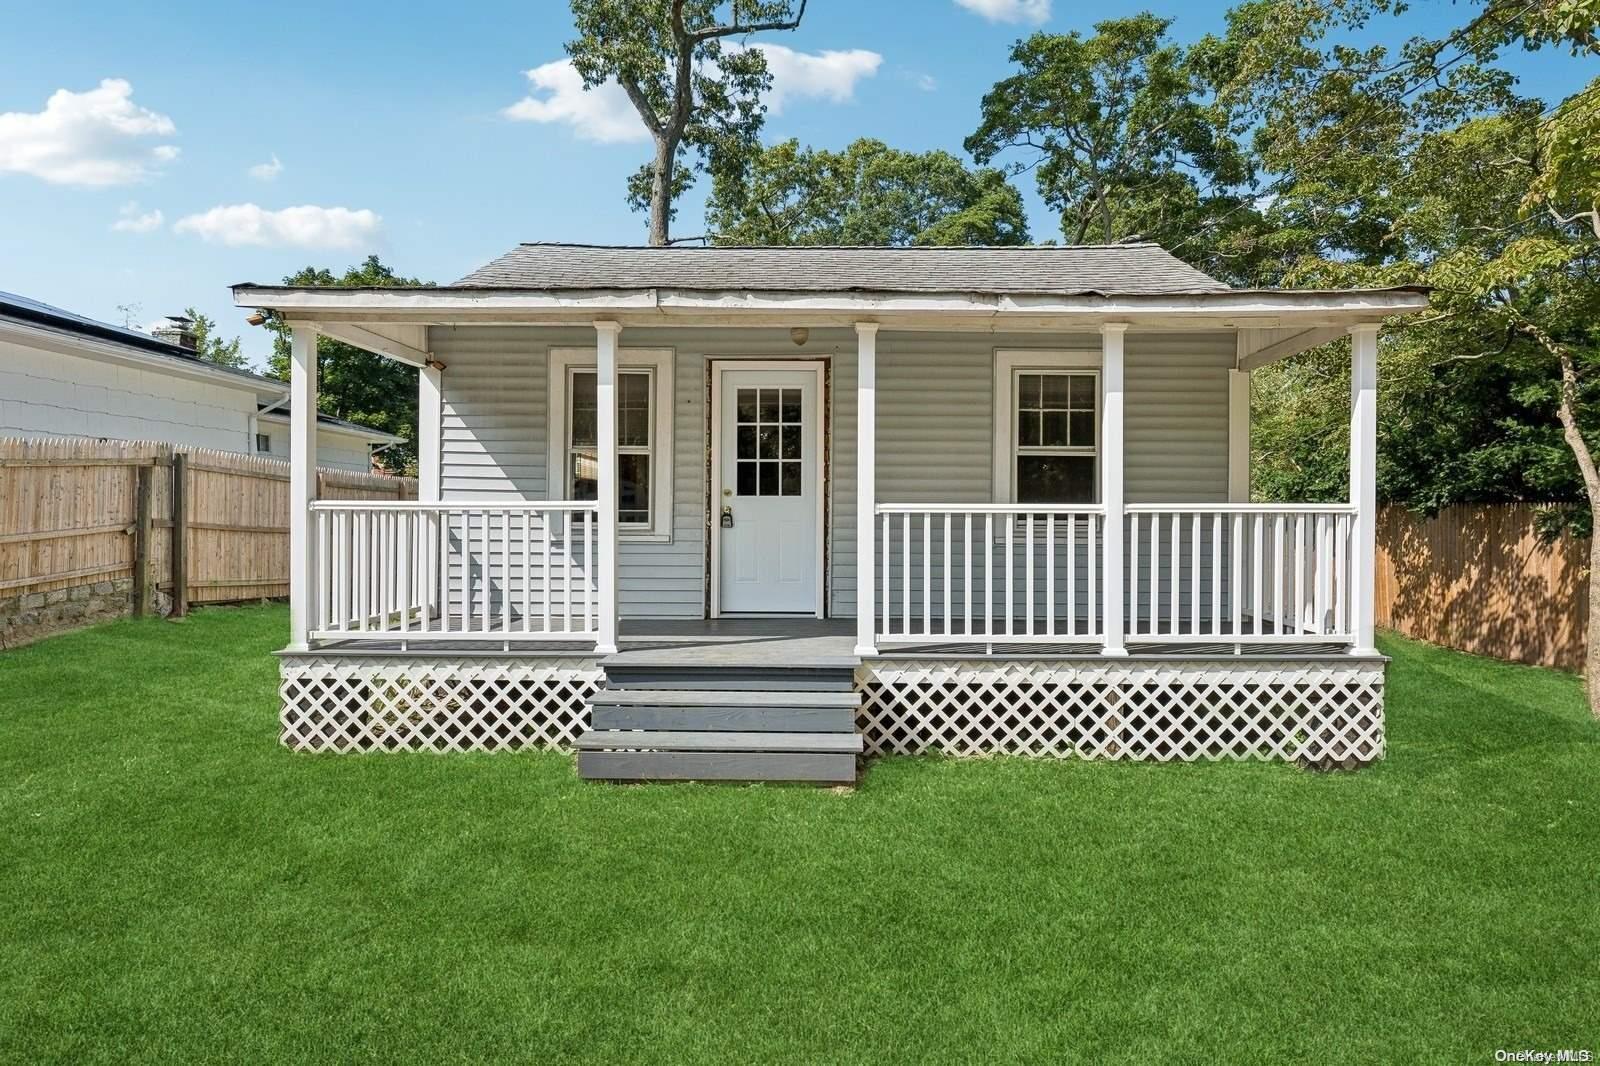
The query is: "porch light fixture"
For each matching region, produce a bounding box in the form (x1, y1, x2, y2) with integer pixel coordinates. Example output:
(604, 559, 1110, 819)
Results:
(790, 327, 809, 347)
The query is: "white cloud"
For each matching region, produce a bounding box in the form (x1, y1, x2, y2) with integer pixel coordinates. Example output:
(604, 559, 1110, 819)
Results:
(0, 79, 178, 186)
(248, 153, 283, 181)
(173, 203, 382, 250)
(953, 0, 1051, 24)
(111, 201, 164, 234)
(747, 44, 882, 113)
(502, 60, 649, 144)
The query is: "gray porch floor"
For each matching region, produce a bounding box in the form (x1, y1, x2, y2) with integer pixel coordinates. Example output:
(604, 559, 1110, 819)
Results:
(303, 615, 1357, 662)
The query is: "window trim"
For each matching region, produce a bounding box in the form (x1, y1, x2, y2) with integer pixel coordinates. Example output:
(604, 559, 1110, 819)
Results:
(992, 349, 1102, 506)
(548, 347, 675, 542)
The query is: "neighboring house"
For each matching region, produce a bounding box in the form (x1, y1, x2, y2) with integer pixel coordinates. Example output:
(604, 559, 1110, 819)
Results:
(238, 243, 1428, 783)
(0, 291, 402, 472)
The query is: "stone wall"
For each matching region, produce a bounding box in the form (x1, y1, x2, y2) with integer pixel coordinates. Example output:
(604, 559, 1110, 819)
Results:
(0, 578, 170, 649)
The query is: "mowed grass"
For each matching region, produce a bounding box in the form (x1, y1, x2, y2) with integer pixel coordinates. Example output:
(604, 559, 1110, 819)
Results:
(2, 605, 1597, 1063)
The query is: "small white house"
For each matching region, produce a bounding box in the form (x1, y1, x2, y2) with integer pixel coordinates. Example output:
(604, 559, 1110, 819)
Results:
(238, 243, 1428, 783)
(0, 291, 402, 472)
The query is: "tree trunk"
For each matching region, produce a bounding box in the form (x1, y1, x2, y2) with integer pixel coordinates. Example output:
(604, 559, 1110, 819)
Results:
(649, 135, 676, 247)
(1539, 321, 1600, 719)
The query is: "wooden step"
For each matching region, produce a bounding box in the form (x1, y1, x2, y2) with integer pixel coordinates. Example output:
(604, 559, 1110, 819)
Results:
(577, 750, 857, 784)
(590, 689, 859, 733)
(601, 663, 857, 691)
(576, 729, 863, 754)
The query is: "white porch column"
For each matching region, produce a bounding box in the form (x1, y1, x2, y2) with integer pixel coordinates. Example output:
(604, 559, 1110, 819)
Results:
(1228, 368, 1250, 502)
(418, 360, 442, 503)
(1349, 324, 1380, 656)
(1100, 324, 1128, 655)
(854, 322, 879, 658)
(594, 320, 622, 655)
(288, 325, 318, 650)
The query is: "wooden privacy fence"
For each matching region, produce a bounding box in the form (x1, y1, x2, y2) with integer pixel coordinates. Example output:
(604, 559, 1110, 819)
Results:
(1375, 503, 1589, 671)
(1, 436, 415, 638)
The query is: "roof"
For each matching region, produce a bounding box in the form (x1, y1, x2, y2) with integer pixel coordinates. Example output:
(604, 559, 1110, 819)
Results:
(0, 289, 285, 393)
(257, 403, 405, 444)
(451, 242, 1233, 297)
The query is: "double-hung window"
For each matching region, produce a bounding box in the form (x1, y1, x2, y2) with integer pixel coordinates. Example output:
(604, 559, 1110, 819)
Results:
(549, 348, 674, 540)
(994, 351, 1100, 505)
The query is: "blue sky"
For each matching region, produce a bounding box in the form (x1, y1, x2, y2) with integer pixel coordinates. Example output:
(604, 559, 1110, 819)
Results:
(0, 0, 1590, 367)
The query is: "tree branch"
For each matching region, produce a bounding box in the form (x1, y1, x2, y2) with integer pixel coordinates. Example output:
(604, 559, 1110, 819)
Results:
(689, 0, 808, 43)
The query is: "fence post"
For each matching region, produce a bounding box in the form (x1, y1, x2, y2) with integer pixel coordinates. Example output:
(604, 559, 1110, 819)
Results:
(133, 465, 153, 617)
(170, 453, 189, 618)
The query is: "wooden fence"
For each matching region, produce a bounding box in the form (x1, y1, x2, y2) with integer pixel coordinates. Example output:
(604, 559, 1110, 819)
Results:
(1375, 503, 1588, 671)
(1, 437, 414, 640)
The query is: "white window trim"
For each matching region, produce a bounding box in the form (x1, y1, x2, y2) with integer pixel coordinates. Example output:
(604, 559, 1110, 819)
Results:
(992, 349, 1103, 505)
(549, 347, 675, 543)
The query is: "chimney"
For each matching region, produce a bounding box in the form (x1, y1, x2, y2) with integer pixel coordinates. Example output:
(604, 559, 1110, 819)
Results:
(152, 314, 198, 353)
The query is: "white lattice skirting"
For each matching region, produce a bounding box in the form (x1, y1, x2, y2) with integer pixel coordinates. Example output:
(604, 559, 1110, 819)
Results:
(856, 659, 1385, 766)
(278, 656, 602, 753)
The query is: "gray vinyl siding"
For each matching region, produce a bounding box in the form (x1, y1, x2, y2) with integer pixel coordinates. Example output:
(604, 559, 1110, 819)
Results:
(430, 324, 1236, 623)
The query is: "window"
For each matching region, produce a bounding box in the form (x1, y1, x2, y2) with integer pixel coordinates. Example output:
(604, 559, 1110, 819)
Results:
(733, 386, 804, 497)
(568, 369, 653, 525)
(993, 350, 1101, 505)
(255, 432, 272, 454)
(549, 348, 675, 541)
(1014, 371, 1097, 503)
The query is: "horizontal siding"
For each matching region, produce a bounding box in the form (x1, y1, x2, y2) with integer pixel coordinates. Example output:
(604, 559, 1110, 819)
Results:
(430, 324, 1236, 623)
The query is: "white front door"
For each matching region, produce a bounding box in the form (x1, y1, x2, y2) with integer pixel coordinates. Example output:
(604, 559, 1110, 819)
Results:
(716, 366, 821, 615)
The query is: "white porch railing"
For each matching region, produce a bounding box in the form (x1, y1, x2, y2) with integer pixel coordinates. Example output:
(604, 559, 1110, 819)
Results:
(875, 504, 1105, 645)
(1125, 504, 1356, 644)
(308, 501, 600, 643)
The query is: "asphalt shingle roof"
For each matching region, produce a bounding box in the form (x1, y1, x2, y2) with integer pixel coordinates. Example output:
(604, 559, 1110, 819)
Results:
(453, 243, 1231, 296)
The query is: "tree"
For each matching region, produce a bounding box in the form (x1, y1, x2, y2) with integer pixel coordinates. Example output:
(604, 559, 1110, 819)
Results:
(965, 14, 1253, 266)
(566, 0, 808, 246)
(184, 307, 249, 370)
(705, 138, 1029, 246)
(262, 256, 428, 475)
(1211, 0, 1600, 713)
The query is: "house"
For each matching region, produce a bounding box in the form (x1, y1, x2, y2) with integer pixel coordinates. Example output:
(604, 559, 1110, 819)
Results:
(0, 292, 403, 472)
(237, 243, 1427, 783)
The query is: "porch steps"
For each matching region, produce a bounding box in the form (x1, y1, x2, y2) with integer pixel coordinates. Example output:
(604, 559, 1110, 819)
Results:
(577, 660, 863, 785)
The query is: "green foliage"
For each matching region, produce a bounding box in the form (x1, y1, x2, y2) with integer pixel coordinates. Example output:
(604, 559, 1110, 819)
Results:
(261, 256, 427, 475)
(706, 138, 1029, 246)
(965, 15, 1254, 268)
(566, 0, 805, 244)
(183, 306, 248, 370)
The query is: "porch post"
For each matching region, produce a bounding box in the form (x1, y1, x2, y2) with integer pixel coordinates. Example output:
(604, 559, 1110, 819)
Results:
(1100, 324, 1127, 655)
(1228, 368, 1250, 502)
(594, 320, 622, 655)
(854, 322, 879, 658)
(1348, 324, 1379, 656)
(418, 360, 442, 503)
(288, 325, 318, 650)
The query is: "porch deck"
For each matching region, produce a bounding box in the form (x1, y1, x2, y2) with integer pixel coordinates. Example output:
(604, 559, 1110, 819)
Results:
(300, 615, 1358, 661)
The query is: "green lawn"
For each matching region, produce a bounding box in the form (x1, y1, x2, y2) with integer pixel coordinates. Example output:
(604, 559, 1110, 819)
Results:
(2, 605, 1597, 1063)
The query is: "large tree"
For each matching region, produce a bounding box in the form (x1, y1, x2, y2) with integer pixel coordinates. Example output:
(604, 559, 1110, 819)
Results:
(565, 0, 807, 246)
(1213, 0, 1600, 712)
(965, 14, 1254, 268)
(184, 307, 249, 370)
(262, 256, 428, 475)
(705, 138, 1029, 246)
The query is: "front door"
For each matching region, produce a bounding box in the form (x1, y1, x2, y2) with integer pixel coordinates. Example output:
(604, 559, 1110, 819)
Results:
(715, 365, 822, 615)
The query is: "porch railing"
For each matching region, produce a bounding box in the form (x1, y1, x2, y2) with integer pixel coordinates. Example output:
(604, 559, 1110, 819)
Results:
(875, 504, 1106, 645)
(1125, 504, 1356, 643)
(874, 501, 1357, 649)
(307, 501, 600, 643)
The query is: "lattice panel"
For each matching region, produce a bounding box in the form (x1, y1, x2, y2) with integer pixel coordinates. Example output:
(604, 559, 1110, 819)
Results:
(278, 656, 602, 753)
(857, 659, 1385, 766)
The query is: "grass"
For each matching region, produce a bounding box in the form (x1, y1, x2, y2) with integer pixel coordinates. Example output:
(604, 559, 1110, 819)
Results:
(2, 605, 1597, 1063)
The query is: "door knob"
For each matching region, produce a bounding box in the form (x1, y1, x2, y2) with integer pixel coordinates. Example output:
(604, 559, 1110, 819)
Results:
(722, 488, 732, 497)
